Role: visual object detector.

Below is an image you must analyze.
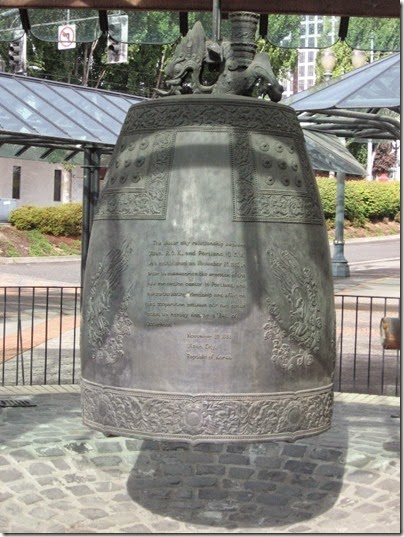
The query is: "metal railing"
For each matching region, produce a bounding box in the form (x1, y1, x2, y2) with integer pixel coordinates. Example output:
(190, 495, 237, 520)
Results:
(1, 286, 81, 387)
(0, 286, 400, 396)
(334, 295, 400, 397)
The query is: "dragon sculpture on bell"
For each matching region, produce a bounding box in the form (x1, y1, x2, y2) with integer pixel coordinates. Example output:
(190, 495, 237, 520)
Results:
(158, 11, 284, 101)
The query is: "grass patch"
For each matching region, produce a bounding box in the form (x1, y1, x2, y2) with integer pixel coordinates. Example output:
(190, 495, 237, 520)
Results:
(4, 243, 20, 257)
(27, 230, 56, 256)
(57, 240, 81, 255)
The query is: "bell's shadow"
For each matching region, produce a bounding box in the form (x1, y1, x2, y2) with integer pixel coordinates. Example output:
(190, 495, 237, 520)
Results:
(127, 418, 347, 529)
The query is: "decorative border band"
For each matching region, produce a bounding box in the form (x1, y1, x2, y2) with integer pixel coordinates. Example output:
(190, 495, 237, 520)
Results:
(122, 95, 299, 135)
(81, 378, 333, 443)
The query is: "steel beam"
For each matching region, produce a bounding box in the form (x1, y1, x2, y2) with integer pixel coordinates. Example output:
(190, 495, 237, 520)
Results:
(0, 0, 399, 18)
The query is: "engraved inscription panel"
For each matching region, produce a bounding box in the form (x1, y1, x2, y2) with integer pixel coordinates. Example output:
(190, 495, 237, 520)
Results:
(185, 332, 232, 362)
(144, 239, 248, 329)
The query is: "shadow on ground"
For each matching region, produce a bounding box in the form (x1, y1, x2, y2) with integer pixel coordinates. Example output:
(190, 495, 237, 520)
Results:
(126, 421, 347, 529)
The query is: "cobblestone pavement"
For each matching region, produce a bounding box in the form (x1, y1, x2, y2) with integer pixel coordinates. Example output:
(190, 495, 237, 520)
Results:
(0, 388, 400, 533)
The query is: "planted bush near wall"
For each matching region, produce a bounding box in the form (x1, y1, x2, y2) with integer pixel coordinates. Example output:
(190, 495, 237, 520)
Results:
(316, 178, 400, 225)
(8, 203, 82, 236)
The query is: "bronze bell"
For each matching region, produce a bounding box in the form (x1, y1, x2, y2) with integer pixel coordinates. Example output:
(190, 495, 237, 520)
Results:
(80, 94, 336, 443)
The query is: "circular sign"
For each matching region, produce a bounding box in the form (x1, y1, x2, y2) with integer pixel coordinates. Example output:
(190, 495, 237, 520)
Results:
(58, 24, 76, 50)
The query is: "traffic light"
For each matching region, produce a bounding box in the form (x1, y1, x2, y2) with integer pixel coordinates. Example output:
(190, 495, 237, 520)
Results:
(107, 15, 128, 64)
(8, 35, 26, 75)
(107, 35, 127, 64)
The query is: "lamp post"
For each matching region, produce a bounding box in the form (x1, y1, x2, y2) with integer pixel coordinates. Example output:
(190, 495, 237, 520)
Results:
(321, 48, 336, 81)
(332, 171, 350, 277)
(319, 48, 350, 278)
(351, 49, 366, 69)
(351, 49, 373, 181)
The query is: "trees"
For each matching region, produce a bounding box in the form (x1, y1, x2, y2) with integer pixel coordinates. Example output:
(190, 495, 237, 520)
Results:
(372, 143, 397, 178)
(0, 14, 297, 96)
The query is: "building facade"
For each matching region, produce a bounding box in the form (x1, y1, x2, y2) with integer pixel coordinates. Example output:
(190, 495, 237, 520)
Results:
(0, 157, 83, 217)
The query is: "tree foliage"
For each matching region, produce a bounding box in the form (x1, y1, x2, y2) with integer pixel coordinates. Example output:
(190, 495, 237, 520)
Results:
(372, 143, 397, 177)
(0, 13, 298, 96)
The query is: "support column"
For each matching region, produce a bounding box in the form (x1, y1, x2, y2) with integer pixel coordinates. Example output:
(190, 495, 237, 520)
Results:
(332, 171, 350, 278)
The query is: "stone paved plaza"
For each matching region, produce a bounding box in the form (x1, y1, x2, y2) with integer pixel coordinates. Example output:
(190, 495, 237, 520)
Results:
(0, 387, 400, 533)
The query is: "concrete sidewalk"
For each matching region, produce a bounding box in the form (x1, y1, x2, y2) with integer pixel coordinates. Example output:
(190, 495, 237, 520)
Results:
(0, 388, 399, 534)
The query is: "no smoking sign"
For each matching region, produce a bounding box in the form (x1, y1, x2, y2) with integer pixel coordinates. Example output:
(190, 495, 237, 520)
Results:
(58, 24, 76, 50)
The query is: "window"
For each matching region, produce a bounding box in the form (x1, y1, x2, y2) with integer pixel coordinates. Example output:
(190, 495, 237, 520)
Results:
(298, 81, 305, 92)
(308, 51, 315, 62)
(54, 170, 62, 202)
(12, 166, 21, 199)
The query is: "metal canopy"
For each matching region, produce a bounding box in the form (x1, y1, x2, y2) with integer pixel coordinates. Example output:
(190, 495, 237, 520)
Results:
(303, 130, 366, 175)
(0, 72, 145, 156)
(283, 53, 400, 112)
(282, 52, 401, 142)
(0, 71, 366, 174)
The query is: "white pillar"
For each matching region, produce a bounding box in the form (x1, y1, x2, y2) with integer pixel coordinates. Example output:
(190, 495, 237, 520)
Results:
(62, 169, 72, 203)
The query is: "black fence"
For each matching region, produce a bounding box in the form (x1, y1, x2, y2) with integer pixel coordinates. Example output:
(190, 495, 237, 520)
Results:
(0, 286, 400, 396)
(334, 294, 400, 397)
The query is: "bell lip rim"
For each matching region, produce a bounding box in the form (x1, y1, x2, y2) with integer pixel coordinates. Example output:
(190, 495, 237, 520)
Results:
(82, 416, 332, 445)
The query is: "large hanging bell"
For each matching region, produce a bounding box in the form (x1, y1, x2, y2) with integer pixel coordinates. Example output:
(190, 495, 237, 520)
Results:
(81, 95, 336, 443)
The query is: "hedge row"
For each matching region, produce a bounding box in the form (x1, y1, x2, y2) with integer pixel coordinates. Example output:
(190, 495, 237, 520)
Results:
(8, 203, 82, 236)
(316, 178, 400, 226)
(7, 179, 400, 235)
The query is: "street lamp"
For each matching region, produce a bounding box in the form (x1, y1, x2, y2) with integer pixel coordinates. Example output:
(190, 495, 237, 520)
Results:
(351, 49, 367, 69)
(320, 48, 337, 81)
(319, 49, 350, 278)
(332, 171, 350, 278)
(351, 49, 373, 181)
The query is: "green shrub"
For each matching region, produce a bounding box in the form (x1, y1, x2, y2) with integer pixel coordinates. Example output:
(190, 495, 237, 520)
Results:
(8, 205, 42, 230)
(8, 203, 82, 237)
(316, 177, 400, 225)
(315, 178, 336, 219)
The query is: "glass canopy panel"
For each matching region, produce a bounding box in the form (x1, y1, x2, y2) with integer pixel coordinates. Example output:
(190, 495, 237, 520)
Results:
(77, 91, 133, 126)
(49, 84, 142, 142)
(52, 87, 130, 139)
(346, 18, 400, 52)
(266, 15, 340, 49)
(0, 143, 84, 163)
(0, 82, 63, 136)
(14, 81, 111, 141)
(303, 130, 366, 174)
(44, 86, 122, 143)
(0, 8, 24, 41)
(108, 10, 180, 44)
(29, 9, 101, 43)
(283, 52, 400, 111)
